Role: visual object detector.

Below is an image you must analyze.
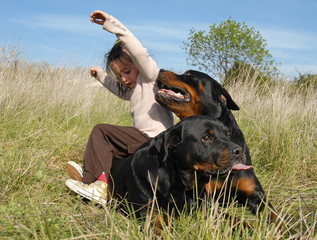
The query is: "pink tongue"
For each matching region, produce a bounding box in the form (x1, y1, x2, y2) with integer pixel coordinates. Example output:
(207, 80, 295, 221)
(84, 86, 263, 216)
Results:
(232, 163, 253, 171)
(159, 89, 184, 99)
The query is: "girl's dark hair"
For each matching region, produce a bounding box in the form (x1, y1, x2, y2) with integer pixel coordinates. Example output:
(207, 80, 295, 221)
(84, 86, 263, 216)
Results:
(104, 40, 131, 96)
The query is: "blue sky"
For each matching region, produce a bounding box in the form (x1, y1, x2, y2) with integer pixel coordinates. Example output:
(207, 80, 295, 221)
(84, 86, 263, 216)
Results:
(1, 0, 316, 79)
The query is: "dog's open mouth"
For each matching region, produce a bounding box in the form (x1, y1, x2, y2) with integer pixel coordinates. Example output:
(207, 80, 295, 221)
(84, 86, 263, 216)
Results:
(157, 85, 190, 102)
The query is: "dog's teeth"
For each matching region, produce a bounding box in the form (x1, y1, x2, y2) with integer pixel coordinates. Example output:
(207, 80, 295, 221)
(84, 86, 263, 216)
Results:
(174, 92, 184, 98)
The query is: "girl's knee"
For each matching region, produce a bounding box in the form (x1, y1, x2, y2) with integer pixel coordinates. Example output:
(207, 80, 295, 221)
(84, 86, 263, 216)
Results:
(91, 124, 109, 135)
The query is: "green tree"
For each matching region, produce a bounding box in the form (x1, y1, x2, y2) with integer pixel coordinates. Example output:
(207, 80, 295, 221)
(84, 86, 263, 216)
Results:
(182, 18, 276, 83)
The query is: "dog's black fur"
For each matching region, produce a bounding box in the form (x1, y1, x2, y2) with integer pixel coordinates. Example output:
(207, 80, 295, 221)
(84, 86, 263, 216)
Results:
(109, 116, 247, 219)
(155, 70, 276, 218)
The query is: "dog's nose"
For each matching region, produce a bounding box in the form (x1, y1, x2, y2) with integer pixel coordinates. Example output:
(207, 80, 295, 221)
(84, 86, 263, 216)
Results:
(233, 147, 242, 157)
(159, 69, 166, 73)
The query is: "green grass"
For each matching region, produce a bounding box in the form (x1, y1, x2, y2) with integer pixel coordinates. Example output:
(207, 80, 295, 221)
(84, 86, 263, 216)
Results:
(0, 46, 316, 239)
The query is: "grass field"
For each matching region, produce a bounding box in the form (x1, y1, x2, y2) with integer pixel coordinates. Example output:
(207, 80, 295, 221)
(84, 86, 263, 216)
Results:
(0, 46, 316, 239)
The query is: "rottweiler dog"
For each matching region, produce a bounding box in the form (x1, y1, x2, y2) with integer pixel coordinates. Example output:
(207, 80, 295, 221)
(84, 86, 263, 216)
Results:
(109, 116, 251, 221)
(155, 69, 276, 219)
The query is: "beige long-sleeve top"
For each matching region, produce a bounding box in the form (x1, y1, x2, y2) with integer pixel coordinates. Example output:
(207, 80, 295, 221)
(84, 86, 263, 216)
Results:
(94, 15, 174, 138)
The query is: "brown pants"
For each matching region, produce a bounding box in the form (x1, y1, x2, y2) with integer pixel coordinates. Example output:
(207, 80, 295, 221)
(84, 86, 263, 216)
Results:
(82, 124, 151, 184)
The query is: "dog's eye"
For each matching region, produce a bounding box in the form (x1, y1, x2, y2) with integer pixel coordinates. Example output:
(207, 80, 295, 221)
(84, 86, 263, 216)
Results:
(202, 135, 212, 142)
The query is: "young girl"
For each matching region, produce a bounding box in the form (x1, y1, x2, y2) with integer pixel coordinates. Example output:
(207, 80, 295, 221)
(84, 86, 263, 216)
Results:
(65, 10, 174, 204)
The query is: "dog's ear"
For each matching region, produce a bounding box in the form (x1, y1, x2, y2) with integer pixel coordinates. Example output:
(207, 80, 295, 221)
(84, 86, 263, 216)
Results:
(220, 87, 240, 111)
(148, 130, 170, 166)
(148, 124, 183, 166)
(202, 73, 239, 111)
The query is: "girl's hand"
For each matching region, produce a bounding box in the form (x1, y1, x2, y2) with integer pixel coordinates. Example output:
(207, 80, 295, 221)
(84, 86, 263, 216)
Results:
(90, 10, 110, 25)
(90, 66, 103, 78)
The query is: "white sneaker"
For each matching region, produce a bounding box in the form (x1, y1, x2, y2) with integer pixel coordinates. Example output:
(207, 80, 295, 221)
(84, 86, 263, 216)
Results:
(66, 161, 83, 181)
(65, 179, 108, 205)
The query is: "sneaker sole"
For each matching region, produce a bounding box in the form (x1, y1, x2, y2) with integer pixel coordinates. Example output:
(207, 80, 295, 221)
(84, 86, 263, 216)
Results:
(65, 180, 107, 205)
(66, 161, 83, 181)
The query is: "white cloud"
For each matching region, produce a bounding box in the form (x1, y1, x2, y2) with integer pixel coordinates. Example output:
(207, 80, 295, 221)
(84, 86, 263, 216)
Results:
(129, 21, 189, 40)
(260, 28, 317, 50)
(143, 40, 182, 53)
(11, 14, 97, 36)
(279, 63, 317, 76)
(37, 44, 60, 53)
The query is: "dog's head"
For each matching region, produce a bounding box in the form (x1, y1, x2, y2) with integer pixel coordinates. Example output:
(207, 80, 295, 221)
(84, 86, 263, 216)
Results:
(149, 116, 251, 189)
(155, 69, 239, 119)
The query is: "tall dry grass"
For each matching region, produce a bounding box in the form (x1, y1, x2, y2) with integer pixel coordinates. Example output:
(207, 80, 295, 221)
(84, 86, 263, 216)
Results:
(228, 70, 316, 180)
(0, 45, 316, 239)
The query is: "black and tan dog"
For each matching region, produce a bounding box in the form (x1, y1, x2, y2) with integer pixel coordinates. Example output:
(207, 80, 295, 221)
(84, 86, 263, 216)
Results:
(109, 116, 251, 223)
(155, 69, 276, 219)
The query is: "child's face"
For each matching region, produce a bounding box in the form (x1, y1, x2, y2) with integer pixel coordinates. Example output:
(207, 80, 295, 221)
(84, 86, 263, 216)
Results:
(111, 56, 139, 88)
